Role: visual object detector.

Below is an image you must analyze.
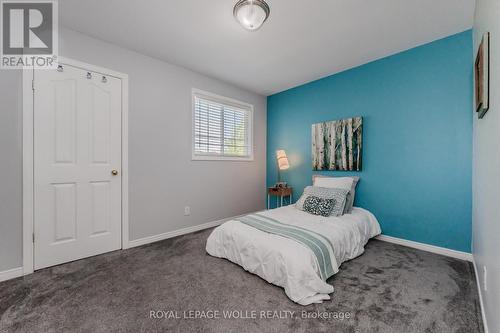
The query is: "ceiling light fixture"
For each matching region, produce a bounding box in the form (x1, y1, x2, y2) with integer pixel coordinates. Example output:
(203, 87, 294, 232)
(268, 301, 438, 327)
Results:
(233, 0, 270, 31)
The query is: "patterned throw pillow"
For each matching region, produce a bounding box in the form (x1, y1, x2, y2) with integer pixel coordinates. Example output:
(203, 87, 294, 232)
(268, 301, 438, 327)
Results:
(303, 196, 336, 217)
(296, 186, 349, 217)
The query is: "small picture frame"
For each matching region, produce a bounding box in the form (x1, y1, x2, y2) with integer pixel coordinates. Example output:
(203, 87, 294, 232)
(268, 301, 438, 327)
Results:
(275, 182, 287, 188)
(475, 32, 490, 119)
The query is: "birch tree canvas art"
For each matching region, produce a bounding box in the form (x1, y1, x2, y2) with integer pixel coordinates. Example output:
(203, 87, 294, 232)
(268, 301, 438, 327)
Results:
(312, 117, 363, 171)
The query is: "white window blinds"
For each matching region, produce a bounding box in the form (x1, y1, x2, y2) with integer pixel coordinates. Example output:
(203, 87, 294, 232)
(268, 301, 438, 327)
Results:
(193, 91, 253, 160)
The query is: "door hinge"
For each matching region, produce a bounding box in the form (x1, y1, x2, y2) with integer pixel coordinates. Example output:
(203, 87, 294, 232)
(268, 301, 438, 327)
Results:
(32, 80, 35, 91)
(32, 233, 35, 243)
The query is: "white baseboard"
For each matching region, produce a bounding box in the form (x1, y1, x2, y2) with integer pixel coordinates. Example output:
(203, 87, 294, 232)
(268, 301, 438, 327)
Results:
(127, 214, 247, 249)
(0, 214, 246, 282)
(375, 235, 473, 262)
(0, 267, 23, 283)
(472, 257, 489, 333)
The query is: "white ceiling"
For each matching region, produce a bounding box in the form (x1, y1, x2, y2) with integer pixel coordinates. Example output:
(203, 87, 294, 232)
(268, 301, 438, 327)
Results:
(59, 0, 475, 96)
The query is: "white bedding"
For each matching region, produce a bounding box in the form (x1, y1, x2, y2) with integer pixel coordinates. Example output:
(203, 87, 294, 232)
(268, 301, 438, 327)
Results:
(205, 205, 381, 305)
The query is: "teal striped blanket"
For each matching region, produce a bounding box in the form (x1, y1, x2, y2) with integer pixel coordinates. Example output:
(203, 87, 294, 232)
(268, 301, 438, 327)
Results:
(235, 213, 335, 281)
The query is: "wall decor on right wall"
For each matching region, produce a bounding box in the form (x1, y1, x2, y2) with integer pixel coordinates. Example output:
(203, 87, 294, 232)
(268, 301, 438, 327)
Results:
(475, 32, 490, 119)
(312, 117, 362, 171)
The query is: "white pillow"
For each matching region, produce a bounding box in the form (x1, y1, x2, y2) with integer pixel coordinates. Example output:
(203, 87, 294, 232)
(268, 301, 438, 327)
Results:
(313, 176, 353, 190)
(313, 176, 360, 214)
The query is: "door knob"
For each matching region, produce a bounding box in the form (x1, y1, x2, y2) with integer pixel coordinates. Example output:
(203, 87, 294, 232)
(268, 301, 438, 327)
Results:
(111, 170, 119, 176)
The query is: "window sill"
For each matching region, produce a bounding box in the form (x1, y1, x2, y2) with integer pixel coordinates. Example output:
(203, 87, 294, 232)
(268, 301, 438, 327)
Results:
(191, 154, 254, 162)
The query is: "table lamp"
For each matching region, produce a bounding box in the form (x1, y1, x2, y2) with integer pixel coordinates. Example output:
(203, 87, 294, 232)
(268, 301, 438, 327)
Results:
(276, 149, 289, 186)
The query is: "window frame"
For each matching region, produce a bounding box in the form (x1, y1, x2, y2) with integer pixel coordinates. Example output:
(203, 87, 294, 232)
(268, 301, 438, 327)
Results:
(191, 88, 254, 161)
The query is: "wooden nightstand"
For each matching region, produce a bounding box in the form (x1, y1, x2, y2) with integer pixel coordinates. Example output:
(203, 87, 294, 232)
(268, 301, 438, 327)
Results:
(267, 187, 293, 209)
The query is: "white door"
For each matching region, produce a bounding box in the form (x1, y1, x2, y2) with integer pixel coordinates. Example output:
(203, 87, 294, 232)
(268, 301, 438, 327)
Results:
(34, 63, 122, 269)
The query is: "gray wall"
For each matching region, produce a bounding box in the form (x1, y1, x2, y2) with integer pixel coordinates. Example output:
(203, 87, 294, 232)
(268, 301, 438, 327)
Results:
(0, 71, 23, 271)
(473, 1, 500, 332)
(0, 27, 266, 271)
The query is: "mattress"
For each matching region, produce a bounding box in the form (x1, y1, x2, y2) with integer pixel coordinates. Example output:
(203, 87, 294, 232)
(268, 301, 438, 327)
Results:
(206, 205, 381, 305)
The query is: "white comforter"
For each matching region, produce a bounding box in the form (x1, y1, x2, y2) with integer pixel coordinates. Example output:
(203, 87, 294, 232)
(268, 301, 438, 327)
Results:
(206, 206, 381, 305)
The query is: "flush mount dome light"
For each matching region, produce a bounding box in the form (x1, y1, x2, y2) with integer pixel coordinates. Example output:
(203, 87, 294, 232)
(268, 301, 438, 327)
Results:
(233, 0, 270, 31)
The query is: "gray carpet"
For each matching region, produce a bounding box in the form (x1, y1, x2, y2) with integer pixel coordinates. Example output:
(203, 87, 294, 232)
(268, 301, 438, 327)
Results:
(0, 229, 484, 333)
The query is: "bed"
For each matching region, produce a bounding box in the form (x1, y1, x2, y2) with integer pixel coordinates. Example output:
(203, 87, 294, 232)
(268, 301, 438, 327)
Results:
(206, 204, 381, 305)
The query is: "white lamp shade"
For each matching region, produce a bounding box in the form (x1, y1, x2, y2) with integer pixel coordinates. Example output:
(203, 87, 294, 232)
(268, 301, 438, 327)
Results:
(276, 150, 290, 170)
(234, 0, 270, 31)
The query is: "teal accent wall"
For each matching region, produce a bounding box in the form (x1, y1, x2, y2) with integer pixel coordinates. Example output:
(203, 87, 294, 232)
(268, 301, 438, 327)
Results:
(266, 30, 473, 252)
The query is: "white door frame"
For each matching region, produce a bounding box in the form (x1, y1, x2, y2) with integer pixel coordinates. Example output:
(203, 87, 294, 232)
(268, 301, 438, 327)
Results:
(22, 57, 129, 274)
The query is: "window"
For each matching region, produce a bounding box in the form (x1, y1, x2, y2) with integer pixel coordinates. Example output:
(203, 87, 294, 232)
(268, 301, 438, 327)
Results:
(192, 89, 253, 160)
